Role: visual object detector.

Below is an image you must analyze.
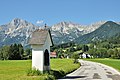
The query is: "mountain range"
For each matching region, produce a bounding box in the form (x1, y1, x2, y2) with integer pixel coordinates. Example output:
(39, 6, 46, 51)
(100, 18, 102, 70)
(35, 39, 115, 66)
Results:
(75, 21, 120, 44)
(51, 21, 106, 44)
(0, 18, 120, 47)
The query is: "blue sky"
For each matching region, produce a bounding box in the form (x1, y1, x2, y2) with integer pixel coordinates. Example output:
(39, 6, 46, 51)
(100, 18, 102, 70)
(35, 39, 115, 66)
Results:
(0, 0, 120, 26)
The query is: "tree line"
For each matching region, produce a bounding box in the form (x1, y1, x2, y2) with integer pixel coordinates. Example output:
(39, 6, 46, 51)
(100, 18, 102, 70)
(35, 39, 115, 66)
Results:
(88, 41, 120, 59)
(0, 43, 31, 60)
(51, 42, 89, 58)
(51, 38, 120, 59)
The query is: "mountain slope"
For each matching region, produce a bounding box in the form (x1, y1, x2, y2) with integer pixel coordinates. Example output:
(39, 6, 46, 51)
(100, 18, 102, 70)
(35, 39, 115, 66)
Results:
(0, 18, 38, 47)
(75, 21, 120, 44)
(51, 21, 106, 44)
(51, 22, 84, 44)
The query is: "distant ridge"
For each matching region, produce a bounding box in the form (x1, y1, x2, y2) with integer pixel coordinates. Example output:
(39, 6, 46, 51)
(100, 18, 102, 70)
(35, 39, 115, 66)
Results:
(75, 21, 120, 44)
(51, 21, 106, 44)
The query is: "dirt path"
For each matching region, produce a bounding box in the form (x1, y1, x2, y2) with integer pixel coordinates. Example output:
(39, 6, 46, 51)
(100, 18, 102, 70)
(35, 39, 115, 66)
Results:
(59, 60, 120, 80)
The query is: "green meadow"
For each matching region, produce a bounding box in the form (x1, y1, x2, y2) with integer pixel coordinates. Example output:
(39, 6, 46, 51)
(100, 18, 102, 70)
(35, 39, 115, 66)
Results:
(0, 59, 80, 80)
(85, 59, 120, 71)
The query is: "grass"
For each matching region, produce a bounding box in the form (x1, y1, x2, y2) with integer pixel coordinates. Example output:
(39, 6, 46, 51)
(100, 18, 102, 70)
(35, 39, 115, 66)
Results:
(0, 59, 80, 80)
(51, 59, 80, 73)
(85, 58, 120, 72)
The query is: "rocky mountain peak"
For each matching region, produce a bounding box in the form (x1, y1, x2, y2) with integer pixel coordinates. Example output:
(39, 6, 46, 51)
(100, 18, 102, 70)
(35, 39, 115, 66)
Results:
(0, 18, 39, 47)
(51, 21, 81, 32)
(11, 18, 22, 25)
(9, 18, 32, 28)
(58, 21, 80, 26)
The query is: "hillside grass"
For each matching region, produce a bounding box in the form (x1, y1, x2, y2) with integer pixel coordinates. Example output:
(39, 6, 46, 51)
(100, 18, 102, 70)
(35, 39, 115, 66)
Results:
(0, 59, 80, 80)
(85, 58, 120, 71)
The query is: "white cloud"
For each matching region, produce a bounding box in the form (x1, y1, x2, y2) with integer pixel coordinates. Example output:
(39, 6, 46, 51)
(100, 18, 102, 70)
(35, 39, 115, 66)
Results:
(36, 20, 44, 24)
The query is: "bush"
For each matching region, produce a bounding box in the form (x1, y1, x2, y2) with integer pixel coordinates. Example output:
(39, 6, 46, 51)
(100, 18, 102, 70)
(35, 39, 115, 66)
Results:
(27, 68, 42, 76)
(72, 53, 79, 63)
(44, 74, 55, 80)
(27, 68, 56, 79)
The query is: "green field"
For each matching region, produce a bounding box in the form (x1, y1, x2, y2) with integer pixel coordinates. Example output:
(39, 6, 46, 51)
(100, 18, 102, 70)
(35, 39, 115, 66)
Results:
(85, 59, 120, 71)
(0, 59, 80, 80)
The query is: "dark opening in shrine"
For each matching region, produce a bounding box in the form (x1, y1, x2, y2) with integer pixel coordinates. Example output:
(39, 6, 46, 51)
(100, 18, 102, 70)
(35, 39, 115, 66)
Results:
(44, 49, 49, 66)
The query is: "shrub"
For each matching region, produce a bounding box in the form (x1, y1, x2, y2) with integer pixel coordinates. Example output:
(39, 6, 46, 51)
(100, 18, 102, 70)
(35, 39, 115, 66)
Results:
(27, 68, 55, 79)
(44, 74, 55, 80)
(49, 70, 65, 79)
(26, 68, 42, 76)
(72, 53, 79, 63)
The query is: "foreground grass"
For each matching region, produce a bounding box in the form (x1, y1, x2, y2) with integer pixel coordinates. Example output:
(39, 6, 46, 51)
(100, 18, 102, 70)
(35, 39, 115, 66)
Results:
(85, 58, 120, 71)
(0, 59, 80, 80)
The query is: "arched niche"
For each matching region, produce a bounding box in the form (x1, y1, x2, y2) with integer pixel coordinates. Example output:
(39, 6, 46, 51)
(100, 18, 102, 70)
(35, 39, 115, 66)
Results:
(44, 49, 49, 66)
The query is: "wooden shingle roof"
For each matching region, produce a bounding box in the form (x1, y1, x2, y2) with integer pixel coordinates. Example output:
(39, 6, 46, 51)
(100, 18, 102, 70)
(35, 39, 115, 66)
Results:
(29, 29, 53, 45)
